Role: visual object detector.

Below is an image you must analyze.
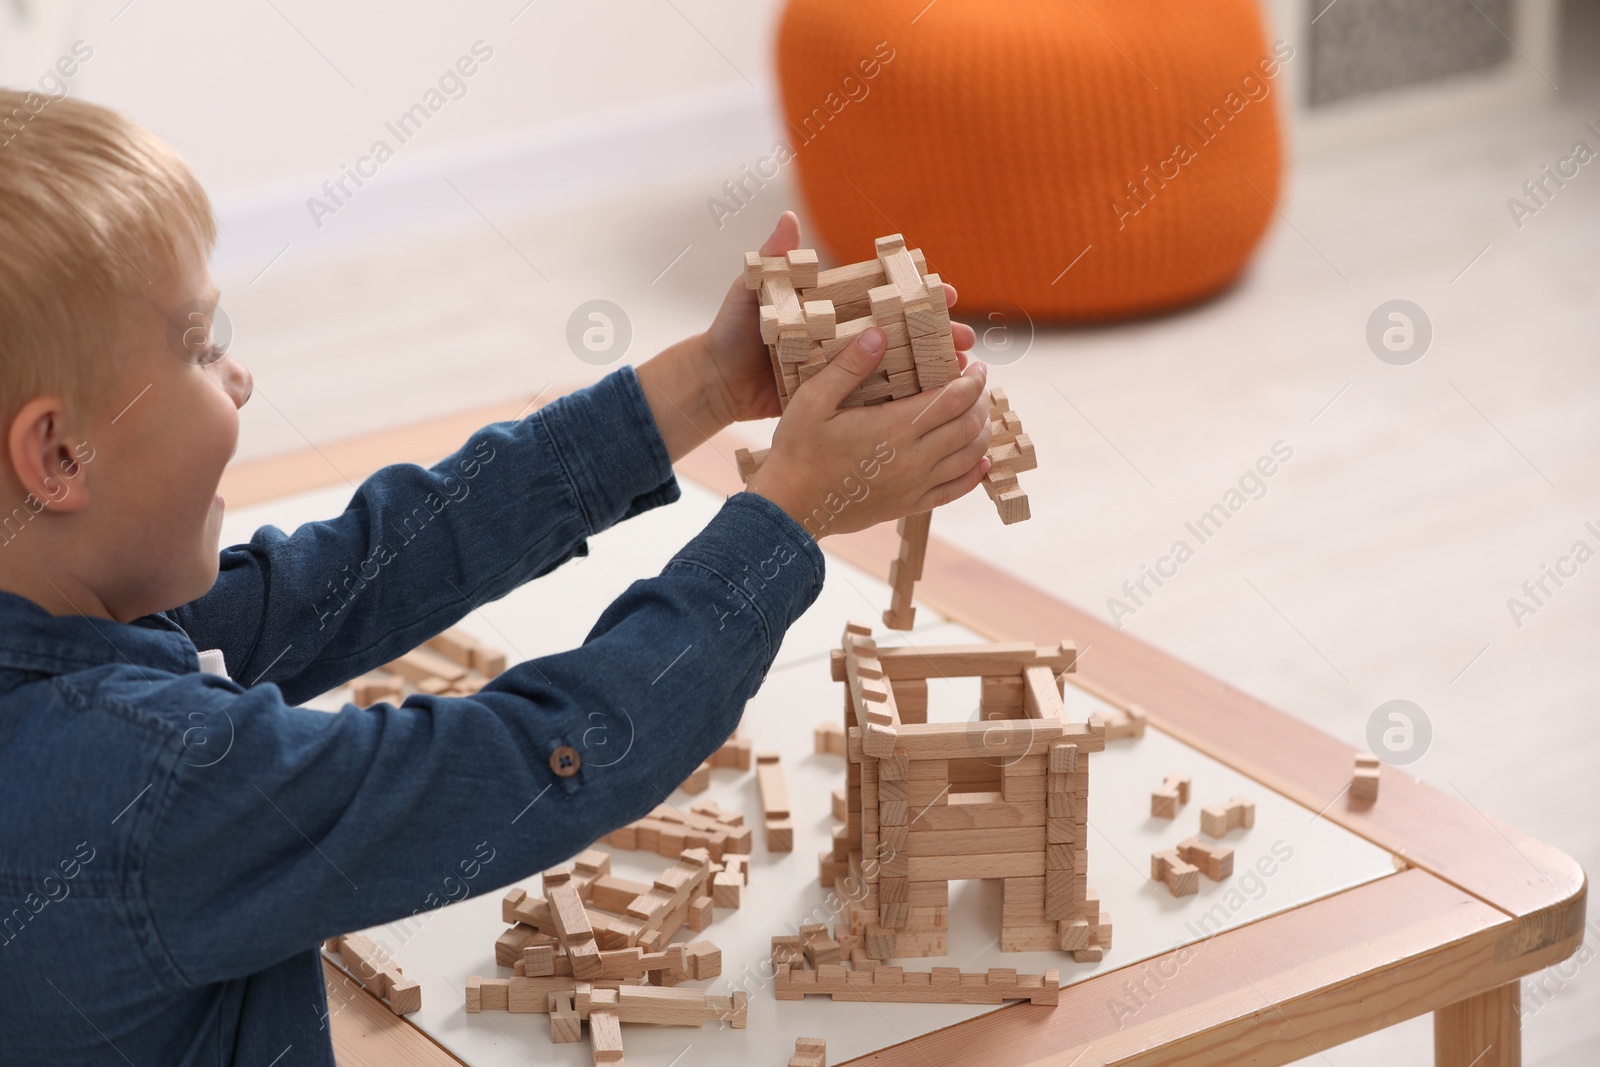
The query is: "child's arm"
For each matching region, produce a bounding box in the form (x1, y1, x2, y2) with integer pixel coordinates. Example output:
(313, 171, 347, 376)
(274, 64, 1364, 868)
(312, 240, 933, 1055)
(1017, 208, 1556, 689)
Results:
(168, 366, 685, 705)
(128, 487, 823, 984)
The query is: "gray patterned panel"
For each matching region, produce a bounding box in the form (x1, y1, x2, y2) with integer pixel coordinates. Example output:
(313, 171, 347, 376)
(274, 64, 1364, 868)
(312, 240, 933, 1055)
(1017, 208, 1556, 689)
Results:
(1310, 0, 1513, 107)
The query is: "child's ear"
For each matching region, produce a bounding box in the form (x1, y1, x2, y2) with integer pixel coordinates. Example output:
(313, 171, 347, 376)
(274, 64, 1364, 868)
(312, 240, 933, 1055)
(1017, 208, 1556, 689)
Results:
(6, 397, 91, 512)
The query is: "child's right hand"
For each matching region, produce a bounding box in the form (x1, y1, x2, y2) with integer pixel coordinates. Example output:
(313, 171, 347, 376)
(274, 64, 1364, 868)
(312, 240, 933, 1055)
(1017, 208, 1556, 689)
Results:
(745, 328, 993, 539)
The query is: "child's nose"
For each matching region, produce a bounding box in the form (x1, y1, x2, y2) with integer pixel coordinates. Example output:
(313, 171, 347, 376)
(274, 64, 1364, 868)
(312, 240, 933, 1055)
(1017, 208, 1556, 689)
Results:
(220, 356, 253, 409)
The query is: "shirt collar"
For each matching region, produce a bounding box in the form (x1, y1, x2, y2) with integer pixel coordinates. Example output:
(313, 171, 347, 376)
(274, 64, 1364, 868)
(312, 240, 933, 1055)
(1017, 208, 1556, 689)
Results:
(0, 587, 200, 678)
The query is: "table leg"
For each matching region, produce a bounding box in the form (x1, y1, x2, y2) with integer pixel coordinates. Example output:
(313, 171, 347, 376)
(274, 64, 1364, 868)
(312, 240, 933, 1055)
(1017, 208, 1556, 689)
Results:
(1435, 981, 1521, 1066)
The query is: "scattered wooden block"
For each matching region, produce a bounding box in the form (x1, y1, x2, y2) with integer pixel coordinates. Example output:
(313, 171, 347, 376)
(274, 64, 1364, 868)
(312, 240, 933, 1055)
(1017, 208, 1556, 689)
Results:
(814, 721, 847, 758)
(791, 1036, 827, 1067)
(1177, 837, 1234, 881)
(677, 760, 712, 795)
(1199, 796, 1255, 838)
(1150, 773, 1192, 819)
(589, 1007, 625, 1062)
(684, 940, 722, 981)
(1352, 754, 1380, 800)
(383, 647, 466, 686)
(883, 511, 931, 630)
(1150, 849, 1200, 897)
(548, 990, 582, 1043)
(831, 786, 847, 821)
(711, 854, 747, 909)
(349, 673, 405, 707)
(327, 933, 421, 1016)
(709, 733, 754, 771)
(757, 751, 794, 852)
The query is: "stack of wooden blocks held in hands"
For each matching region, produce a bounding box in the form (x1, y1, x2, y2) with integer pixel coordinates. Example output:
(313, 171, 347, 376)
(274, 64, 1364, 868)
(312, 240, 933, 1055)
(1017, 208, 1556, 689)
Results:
(747, 234, 959, 409)
(736, 233, 1038, 529)
(348, 625, 508, 705)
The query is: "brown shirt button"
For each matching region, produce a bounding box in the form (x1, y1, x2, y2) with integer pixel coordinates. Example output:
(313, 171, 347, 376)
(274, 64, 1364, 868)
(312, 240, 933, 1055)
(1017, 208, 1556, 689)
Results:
(549, 746, 581, 778)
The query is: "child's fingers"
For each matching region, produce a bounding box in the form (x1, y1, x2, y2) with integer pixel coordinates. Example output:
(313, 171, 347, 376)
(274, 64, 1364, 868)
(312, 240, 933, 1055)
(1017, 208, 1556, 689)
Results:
(894, 360, 987, 434)
(951, 321, 977, 350)
(911, 454, 992, 513)
(925, 422, 994, 486)
(918, 399, 993, 472)
(759, 211, 802, 257)
(793, 328, 886, 414)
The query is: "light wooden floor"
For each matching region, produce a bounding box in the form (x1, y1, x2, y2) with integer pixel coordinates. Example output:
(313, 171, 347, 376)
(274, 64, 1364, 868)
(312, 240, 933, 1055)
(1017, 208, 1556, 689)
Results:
(218, 37, 1599, 1067)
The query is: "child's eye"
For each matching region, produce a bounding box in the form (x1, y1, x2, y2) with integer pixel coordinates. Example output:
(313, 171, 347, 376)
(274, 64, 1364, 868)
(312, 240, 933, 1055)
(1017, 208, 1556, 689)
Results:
(195, 340, 228, 366)
(168, 301, 232, 365)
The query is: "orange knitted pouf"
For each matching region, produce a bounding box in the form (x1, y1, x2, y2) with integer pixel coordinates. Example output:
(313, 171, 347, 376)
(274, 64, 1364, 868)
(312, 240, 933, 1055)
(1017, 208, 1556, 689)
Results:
(775, 0, 1287, 321)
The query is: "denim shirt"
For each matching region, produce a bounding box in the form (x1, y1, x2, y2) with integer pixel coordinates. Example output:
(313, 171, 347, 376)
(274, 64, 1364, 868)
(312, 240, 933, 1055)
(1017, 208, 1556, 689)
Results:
(0, 367, 825, 1066)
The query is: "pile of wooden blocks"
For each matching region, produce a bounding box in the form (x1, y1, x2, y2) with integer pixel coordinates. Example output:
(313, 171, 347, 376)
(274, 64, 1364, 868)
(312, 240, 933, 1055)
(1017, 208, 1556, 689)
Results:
(600, 798, 751, 863)
(348, 625, 508, 704)
(490, 848, 743, 965)
(471, 848, 749, 1060)
(815, 622, 1112, 963)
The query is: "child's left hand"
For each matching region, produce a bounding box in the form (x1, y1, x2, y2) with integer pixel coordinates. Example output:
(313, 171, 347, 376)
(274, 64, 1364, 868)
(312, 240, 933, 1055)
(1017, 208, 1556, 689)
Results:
(699, 211, 979, 425)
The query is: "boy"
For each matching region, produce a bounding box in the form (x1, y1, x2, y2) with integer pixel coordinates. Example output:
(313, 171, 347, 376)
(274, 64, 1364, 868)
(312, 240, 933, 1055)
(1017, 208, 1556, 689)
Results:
(0, 91, 993, 1064)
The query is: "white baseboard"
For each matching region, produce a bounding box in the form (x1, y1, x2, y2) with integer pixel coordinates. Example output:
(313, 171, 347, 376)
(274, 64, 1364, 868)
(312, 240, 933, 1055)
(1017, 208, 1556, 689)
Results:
(209, 84, 779, 285)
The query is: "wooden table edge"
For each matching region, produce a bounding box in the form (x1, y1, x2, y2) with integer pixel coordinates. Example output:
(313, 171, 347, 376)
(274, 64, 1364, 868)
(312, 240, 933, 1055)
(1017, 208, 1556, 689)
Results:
(221, 385, 1587, 1064)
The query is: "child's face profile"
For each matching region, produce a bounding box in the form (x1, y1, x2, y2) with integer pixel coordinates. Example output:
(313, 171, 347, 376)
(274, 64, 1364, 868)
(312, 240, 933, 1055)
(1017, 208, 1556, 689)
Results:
(88, 237, 253, 616)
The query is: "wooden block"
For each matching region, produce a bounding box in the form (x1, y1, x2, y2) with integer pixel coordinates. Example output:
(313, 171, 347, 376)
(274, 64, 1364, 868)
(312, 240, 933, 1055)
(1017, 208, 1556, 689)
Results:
(831, 787, 847, 821)
(614, 985, 715, 1026)
(790, 1036, 828, 1067)
(677, 760, 712, 795)
(589, 1008, 624, 1062)
(349, 673, 405, 706)
(382, 648, 467, 686)
(786, 247, 820, 288)
(803, 299, 836, 339)
(773, 960, 1058, 1005)
(1048, 742, 1077, 775)
(548, 883, 597, 960)
(814, 721, 847, 757)
(684, 940, 721, 980)
(1199, 796, 1256, 837)
(329, 933, 421, 1016)
(1177, 837, 1235, 881)
(1151, 849, 1201, 897)
(712, 873, 742, 910)
(765, 817, 794, 852)
(1352, 755, 1381, 800)
(756, 751, 791, 818)
(423, 627, 482, 669)
(1151, 774, 1192, 819)
(548, 992, 582, 1042)
(710, 734, 753, 770)
(523, 942, 556, 976)
(465, 975, 496, 1012)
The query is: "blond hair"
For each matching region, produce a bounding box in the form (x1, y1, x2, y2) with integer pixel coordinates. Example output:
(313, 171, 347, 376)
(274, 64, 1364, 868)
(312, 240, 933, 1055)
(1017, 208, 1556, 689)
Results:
(0, 88, 215, 427)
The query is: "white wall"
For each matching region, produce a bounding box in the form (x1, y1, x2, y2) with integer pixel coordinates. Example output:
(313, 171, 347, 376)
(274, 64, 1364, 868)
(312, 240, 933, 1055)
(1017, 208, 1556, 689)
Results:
(4, 0, 786, 198)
